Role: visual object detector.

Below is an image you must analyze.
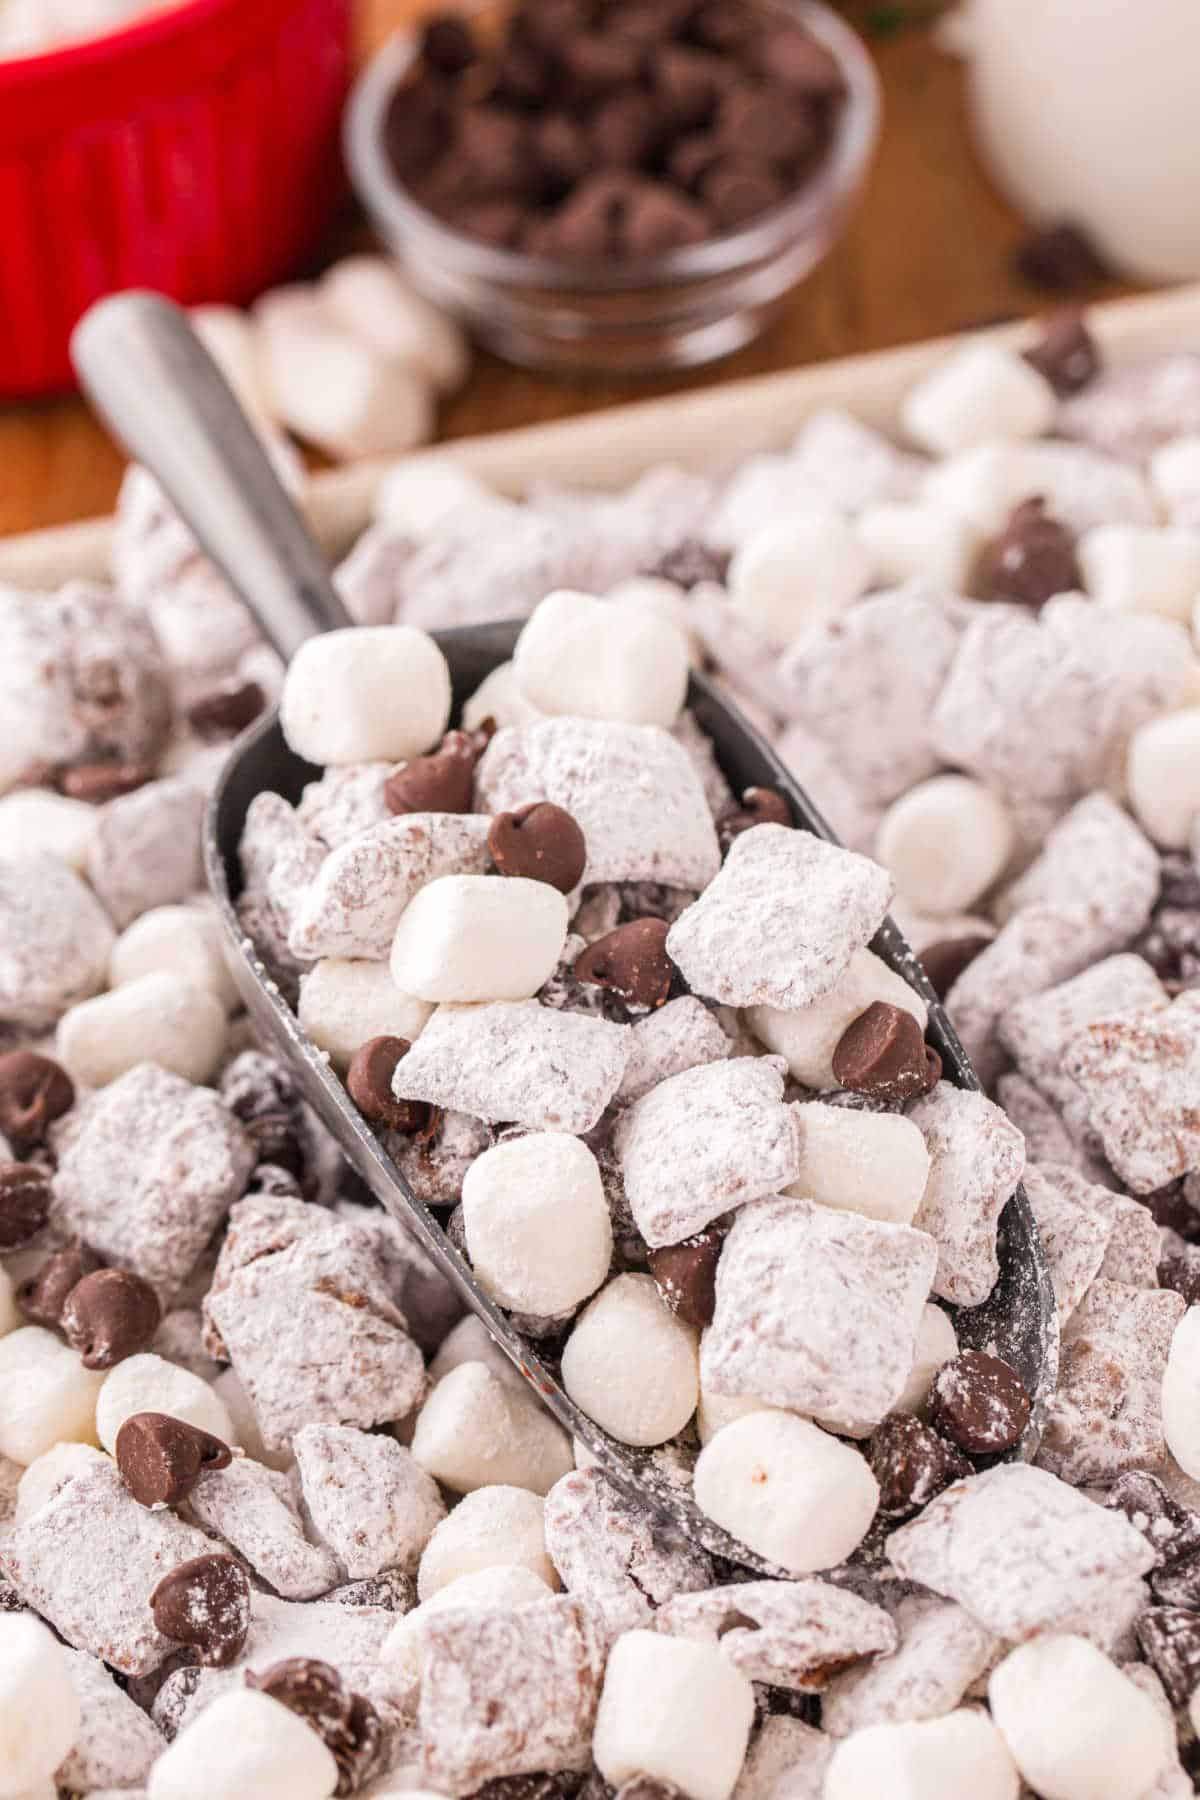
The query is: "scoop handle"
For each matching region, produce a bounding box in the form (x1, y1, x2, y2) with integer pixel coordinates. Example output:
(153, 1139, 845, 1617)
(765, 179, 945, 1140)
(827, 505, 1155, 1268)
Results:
(71, 291, 351, 658)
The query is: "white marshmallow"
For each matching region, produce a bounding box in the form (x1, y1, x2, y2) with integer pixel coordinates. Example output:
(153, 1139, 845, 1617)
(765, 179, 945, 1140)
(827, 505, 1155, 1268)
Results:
(0, 1263, 17, 1338)
(988, 1635, 1173, 1800)
(692, 1410, 879, 1572)
(875, 774, 1016, 916)
(427, 1314, 526, 1393)
(410, 1362, 574, 1496)
(380, 1562, 552, 1684)
(901, 342, 1056, 457)
(1126, 706, 1200, 847)
(593, 1629, 755, 1800)
(1079, 523, 1200, 621)
(695, 1379, 771, 1446)
(95, 1353, 235, 1456)
(824, 1709, 1019, 1800)
(255, 284, 434, 462)
(416, 1483, 558, 1600)
(190, 303, 272, 426)
(512, 590, 689, 730)
(0, 1613, 82, 1798)
(856, 501, 976, 593)
(321, 255, 468, 391)
(374, 457, 510, 537)
(462, 1133, 612, 1315)
(1162, 1305, 1200, 1480)
(894, 1303, 959, 1415)
(109, 903, 240, 1013)
(57, 973, 227, 1089)
(747, 947, 927, 1090)
(606, 576, 698, 662)
(561, 1274, 699, 1448)
(0, 1328, 104, 1466)
(14, 1443, 108, 1524)
(146, 1686, 338, 1800)
(279, 626, 451, 766)
(462, 660, 545, 734)
(297, 958, 433, 1072)
(727, 513, 872, 651)
(787, 1102, 931, 1226)
(1150, 435, 1200, 522)
(390, 875, 568, 1005)
(0, 790, 97, 872)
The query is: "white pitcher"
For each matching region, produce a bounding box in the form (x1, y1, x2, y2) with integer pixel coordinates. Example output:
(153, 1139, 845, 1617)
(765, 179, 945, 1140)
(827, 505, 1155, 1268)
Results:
(955, 0, 1200, 281)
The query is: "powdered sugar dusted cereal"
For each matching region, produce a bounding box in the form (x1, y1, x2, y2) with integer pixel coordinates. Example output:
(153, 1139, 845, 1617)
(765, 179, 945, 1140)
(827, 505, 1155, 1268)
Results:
(907, 1084, 1025, 1307)
(187, 1453, 340, 1600)
(84, 777, 205, 930)
(653, 1578, 897, 1691)
(1065, 992, 1200, 1193)
(0, 855, 116, 1029)
(821, 1594, 999, 1738)
(294, 1423, 446, 1579)
(543, 1466, 712, 1635)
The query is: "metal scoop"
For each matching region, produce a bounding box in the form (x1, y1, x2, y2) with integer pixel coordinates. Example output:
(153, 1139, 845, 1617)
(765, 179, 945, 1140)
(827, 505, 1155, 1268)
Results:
(73, 293, 1055, 1575)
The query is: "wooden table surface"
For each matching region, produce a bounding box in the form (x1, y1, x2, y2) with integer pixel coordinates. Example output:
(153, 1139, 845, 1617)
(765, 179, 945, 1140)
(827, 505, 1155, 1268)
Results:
(0, 5, 1136, 541)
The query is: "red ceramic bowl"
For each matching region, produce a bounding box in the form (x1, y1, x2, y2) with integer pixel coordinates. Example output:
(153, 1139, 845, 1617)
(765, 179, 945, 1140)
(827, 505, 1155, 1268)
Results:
(0, 0, 352, 398)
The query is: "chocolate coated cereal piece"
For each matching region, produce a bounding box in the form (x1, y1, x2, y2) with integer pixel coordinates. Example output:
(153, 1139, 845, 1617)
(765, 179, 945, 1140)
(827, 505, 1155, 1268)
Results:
(57, 1644, 166, 1794)
(84, 776, 205, 930)
(652, 1579, 897, 1693)
(543, 1466, 712, 1636)
(61, 1267, 162, 1368)
(115, 1411, 232, 1507)
(0, 855, 116, 1030)
(489, 802, 588, 894)
(929, 1350, 1032, 1456)
(998, 949, 1167, 1122)
(188, 1455, 341, 1601)
(1136, 1606, 1200, 1709)
(294, 1422, 446, 1580)
(151, 1552, 251, 1668)
(616, 994, 730, 1104)
(0, 1048, 74, 1153)
(1022, 1163, 1116, 1325)
(907, 1084, 1025, 1309)
(0, 1160, 50, 1250)
(1065, 991, 1200, 1194)
(820, 1595, 999, 1740)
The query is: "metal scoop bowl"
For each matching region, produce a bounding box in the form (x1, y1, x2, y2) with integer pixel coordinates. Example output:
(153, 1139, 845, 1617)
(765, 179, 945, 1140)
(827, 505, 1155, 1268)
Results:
(73, 293, 1056, 1576)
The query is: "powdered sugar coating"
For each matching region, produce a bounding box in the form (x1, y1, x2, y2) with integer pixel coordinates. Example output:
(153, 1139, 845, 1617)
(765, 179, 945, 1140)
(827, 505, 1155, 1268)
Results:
(295, 761, 397, 848)
(0, 854, 116, 1029)
(57, 1646, 165, 1793)
(187, 1456, 340, 1600)
(84, 778, 205, 930)
(1022, 1164, 1117, 1326)
(907, 1085, 1025, 1309)
(615, 995, 731, 1104)
(820, 1595, 999, 1738)
(653, 1579, 897, 1692)
(294, 1423, 446, 1579)
(944, 903, 1103, 1089)
(543, 1466, 712, 1637)
(1065, 992, 1200, 1193)
(1000, 796, 1159, 949)
(384, 1108, 491, 1208)
(733, 1716, 834, 1800)
(999, 952, 1168, 1120)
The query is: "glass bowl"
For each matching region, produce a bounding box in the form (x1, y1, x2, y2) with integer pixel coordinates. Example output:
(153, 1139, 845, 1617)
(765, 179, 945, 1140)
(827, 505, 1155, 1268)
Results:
(345, 0, 881, 375)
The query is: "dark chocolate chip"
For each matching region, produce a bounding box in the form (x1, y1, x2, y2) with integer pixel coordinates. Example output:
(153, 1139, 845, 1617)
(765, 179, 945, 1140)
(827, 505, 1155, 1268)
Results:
(346, 1035, 431, 1133)
(185, 680, 266, 741)
(329, 1569, 417, 1612)
(918, 933, 992, 1002)
(248, 1658, 385, 1795)
(689, 0, 760, 52)
(117, 1411, 232, 1508)
(60, 1268, 162, 1369)
(929, 1350, 1032, 1455)
(832, 1002, 936, 1102)
(384, 729, 479, 816)
(420, 11, 479, 74)
(0, 1049, 74, 1153)
(0, 1161, 51, 1251)
(531, 114, 592, 195)
(718, 785, 791, 848)
(1105, 1469, 1200, 1570)
(384, 78, 452, 184)
(560, 31, 643, 101)
(57, 761, 155, 804)
(701, 157, 787, 227)
(1023, 308, 1102, 396)
(717, 84, 819, 165)
(749, 27, 846, 97)
(1014, 221, 1109, 294)
(1152, 1549, 1200, 1610)
(974, 498, 1080, 609)
(18, 1239, 104, 1326)
(590, 91, 663, 169)
(647, 1228, 724, 1328)
(575, 918, 675, 1009)
(1135, 1606, 1200, 1708)
(621, 180, 711, 259)
(488, 801, 588, 893)
(651, 44, 730, 130)
(652, 539, 730, 589)
(868, 1412, 971, 1519)
(150, 1552, 250, 1667)
(667, 130, 725, 191)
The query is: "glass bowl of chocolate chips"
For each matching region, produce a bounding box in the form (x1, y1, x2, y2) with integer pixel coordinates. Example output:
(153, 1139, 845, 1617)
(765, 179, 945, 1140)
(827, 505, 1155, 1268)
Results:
(347, 0, 880, 373)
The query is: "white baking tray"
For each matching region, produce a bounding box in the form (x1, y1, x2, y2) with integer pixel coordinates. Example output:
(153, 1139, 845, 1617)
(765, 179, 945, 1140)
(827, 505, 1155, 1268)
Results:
(4, 282, 1200, 590)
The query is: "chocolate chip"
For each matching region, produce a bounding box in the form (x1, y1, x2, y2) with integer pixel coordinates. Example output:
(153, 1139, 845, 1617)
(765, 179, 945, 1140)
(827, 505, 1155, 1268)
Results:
(717, 83, 819, 165)
(1023, 308, 1101, 396)
(1135, 1606, 1200, 1708)
(1105, 1469, 1200, 1569)
(0, 1049, 74, 1153)
(420, 11, 479, 74)
(18, 1239, 104, 1326)
(832, 1002, 937, 1102)
(150, 1553, 250, 1667)
(929, 1349, 1032, 1455)
(868, 1413, 971, 1519)
(346, 1036, 431, 1133)
(60, 1268, 162, 1369)
(919, 933, 993, 1001)
(1014, 221, 1109, 294)
(701, 157, 786, 227)
(329, 1569, 416, 1612)
(647, 1228, 724, 1328)
(384, 729, 479, 816)
(652, 44, 729, 130)
(576, 918, 675, 1009)
(185, 679, 266, 741)
(590, 91, 663, 169)
(531, 114, 591, 194)
(117, 1411, 232, 1508)
(488, 802, 588, 893)
(560, 31, 643, 101)
(652, 539, 730, 589)
(1152, 1550, 1200, 1610)
(689, 0, 760, 52)
(750, 27, 846, 97)
(0, 1161, 51, 1251)
(57, 760, 155, 804)
(974, 498, 1080, 609)
(718, 785, 791, 848)
(244, 1109, 305, 1182)
(621, 180, 710, 258)
(248, 1658, 385, 1795)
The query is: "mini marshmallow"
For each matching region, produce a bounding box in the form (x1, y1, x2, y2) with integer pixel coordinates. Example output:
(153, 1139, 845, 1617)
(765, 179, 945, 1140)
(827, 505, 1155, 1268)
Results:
(1079, 523, 1200, 621)
(1162, 1306, 1200, 1481)
(988, 1635, 1172, 1800)
(561, 1274, 699, 1448)
(416, 1484, 558, 1600)
(695, 1380, 771, 1447)
(0, 1263, 16, 1339)
(512, 590, 689, 730)
(0, 790, 96, 871)
(788, 1103, 931, 1226)
(462, 1133, 612, 1315)
(856, 501, 976, 594)
(95, 1352, 235, 1456)
(894, 1304, 959, 1415)
(109, 903, 240, 1012)
(747, 947, 927, 1090)
(146, 1686, 339, 1800)
(57, 973, 227, 1088)
(390, 875, 568, 1005)
(462, 661, 545, 733)
(297, 958, 433, 1071)
(190, 303, 272, 425)
(606, 575, 697, 661)
(0, 1328, 104, 1466)
(1150, 435, 1200, 523)
(727, 513, 872, 650)
(427, 1314, 526, 1393)
(875, 775, 1015, 917)
(15, 1443, 108, 1525)
(824, 1710, 1019, 1800)
(320, 255, 468, 391)
(279, 626, 451, 766)
(0, 1613, 82, 1798)
(901, 342, 1056, 457)
(380, 1562, 553, 1685)
(411, 1362, 574, 1496)
(1127, 706, 1200, 846)
(592, 1629, 755, 1800)
(255, 284, 433, 461)
(374, 457, 511, 537)
(692, 1411, 880, 1573)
